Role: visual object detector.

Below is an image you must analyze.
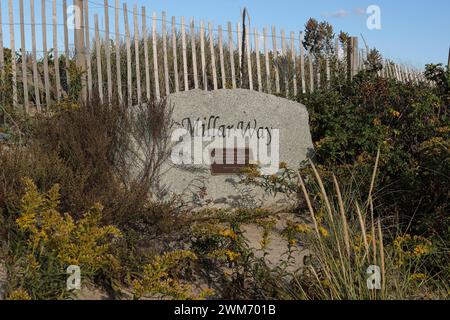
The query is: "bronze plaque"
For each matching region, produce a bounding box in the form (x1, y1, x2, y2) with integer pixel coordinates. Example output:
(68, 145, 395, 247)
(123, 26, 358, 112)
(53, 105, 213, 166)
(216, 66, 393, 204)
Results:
(210, 148, 251, 175)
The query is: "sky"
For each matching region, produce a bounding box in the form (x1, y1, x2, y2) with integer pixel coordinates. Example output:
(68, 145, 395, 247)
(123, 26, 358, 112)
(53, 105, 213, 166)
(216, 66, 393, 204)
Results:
(1, 0, 449, 69)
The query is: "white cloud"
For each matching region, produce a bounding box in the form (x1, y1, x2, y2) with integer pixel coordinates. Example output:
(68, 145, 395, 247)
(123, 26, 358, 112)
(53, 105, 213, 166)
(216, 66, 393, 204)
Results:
(322, 7, 369, 19)
(322, 9, 350, 18)
(354, 8, 366, 16)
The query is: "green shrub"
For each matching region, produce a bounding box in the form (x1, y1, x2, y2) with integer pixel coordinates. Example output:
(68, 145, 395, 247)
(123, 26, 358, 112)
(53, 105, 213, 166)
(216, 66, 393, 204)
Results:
(297, 67, 449, 238)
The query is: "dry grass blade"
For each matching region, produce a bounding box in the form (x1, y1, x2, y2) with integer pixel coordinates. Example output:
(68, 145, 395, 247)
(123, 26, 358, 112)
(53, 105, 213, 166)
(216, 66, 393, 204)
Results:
(333, 174, 350, 257)
(355, 201, 370, 258)
(367, 147, 381, 206)
(369, 197, 377, 265)
(377, 219, 385, 293)
(309, 159, 334, 224)
(298, 173, 320, 238)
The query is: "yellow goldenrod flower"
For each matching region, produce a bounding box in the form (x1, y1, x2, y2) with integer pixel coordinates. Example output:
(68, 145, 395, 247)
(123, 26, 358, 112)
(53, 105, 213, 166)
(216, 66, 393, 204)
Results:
(132, 250, 204, 300)
(260, 238, 269, 248)
(373, 118, 381, 126)
(224, 250, 240, 262)
(409, 273, 427, 281)
(320, 279, 330, 288)
(14, 178, 123, 299)
(219, 229, 238, 241)
(319, 226, 330, 238)
(295, 223, 312, 234)
(436, 126, 450, 134)
(6, 289, 31, 300)
(279, 162, 288, 169)
(241, 166, 261, 178)
(394, 234, 432, 265)
(413, 244, 430, 257)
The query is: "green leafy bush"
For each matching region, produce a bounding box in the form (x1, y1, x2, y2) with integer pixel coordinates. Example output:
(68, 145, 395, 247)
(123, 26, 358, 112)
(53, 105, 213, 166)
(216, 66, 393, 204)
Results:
(298, 67, 449, 238)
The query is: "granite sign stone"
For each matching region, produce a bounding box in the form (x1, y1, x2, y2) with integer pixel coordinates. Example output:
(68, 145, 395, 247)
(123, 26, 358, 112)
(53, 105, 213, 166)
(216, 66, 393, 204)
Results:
(160, 89, 314, 208)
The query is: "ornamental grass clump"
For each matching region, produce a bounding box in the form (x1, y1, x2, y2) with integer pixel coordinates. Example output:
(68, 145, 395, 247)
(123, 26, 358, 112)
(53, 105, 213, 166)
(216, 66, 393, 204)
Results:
(287, 151, 448, 300)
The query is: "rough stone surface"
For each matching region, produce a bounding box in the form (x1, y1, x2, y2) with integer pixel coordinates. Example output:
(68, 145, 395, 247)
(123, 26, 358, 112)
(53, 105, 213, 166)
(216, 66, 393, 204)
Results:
(160, 89, 314, 208)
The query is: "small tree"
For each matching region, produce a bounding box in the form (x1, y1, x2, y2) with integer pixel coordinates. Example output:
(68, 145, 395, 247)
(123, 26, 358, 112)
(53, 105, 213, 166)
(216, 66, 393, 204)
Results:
(365, 48, 383, 73)
(303, 18, 335, 58)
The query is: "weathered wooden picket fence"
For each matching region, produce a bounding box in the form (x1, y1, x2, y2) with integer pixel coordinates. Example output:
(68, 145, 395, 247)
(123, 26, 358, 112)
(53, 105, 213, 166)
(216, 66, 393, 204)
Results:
(0, 0, 427, 113)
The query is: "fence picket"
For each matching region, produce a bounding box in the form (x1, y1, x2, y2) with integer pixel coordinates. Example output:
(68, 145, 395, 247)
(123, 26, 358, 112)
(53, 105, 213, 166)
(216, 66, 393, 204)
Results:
(181, 17, 189, 91)
(133, 6, 142, 104)
(237, 23, 242, 74)
(254, 28, 262, 92)
(115, 0, 122, 103)
(30, 0, 41, 111)
(218, 26, 226, 88)
(290, 32, 298, 96)
(42, 0, 50, 107)
(200, 21, 207, 90)
(209, 22, 218, 90)
(123, 3, 132, 106)
(52, 0, 61, 101)
(272, 26, 280, 94)
(152, 12, 160, 100)
(228, 22, 236, 89)
(8, 0, 17, 108)
(300, 31, 306, 94)
(95, 15, 104, 104)
(263, 27, 271, 93)
(308, 52, 314, 93)
(335, 38, 339, 60)
(104, 0, 113, 102)
(142, 7, 151, 100)
(334, 38, 339, 80)
(84, 0, 93, 99)
(316, 61, 321, 89)
(351, 37, 359, 78)
(190, 18, 199, 89)
(63, 0, 70, 87)
(172, 16, 179, 93)
(281, 30, 288, 96)
(326, 58, 330, 88)
(162, 12, 170, 95)
(245, 26, 253, 90)
(74, 0, 87, 102)
(395, 63, 401, 82)
(19, 0, 29, 112)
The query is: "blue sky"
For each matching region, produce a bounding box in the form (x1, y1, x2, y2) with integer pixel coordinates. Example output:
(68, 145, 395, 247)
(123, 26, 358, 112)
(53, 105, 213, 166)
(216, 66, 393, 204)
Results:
(1, 0, 449, 69)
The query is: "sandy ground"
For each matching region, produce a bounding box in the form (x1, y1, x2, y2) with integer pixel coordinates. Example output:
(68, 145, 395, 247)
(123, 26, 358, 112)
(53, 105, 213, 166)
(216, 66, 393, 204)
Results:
(74, 212, 308, 300)
(241, 212, 308, 271)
